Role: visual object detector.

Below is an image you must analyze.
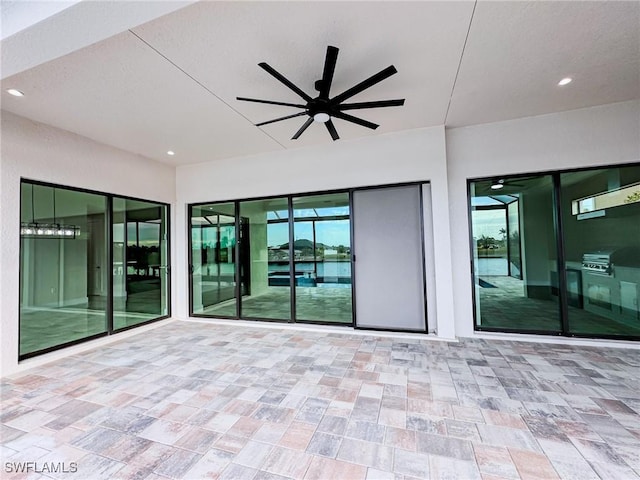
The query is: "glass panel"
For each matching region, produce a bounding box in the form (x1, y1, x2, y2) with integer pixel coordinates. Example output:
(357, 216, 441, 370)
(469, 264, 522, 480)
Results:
(293, 193, 352, 323)
(561, 165, 640, 337)
(191, 202, 237, 316)
(113, 198, 168, 329)
(470, 176, 561, 333)
(238, 197, 291, 320)
(19, 183, 108, 355)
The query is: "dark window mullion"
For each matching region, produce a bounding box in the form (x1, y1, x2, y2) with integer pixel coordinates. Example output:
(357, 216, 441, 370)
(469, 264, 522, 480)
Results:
(235, 202, 241, 319)
(553, 173, 570, 335)
(289, 197, 296, 323)
(107, 196, 114, 334)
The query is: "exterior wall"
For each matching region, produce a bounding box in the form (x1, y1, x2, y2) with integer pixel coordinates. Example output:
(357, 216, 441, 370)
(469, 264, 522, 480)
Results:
(446, 100, 640, 338)
(0, 111, 176, 377)
(176, 126, 456, 339)
(3, 101, 639, 376)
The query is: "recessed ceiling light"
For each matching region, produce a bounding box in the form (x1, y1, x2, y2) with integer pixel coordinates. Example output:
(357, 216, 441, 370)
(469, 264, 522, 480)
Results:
(7, 89, 24, 97)
(558, 77, 572, 86)
(167, 150, 175, 156)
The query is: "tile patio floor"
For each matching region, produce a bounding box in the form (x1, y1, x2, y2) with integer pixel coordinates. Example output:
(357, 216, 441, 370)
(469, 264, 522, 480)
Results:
(2, 320, 640, 479)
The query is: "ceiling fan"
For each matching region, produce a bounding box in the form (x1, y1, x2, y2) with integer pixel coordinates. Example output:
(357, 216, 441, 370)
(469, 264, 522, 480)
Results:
(237, 46, 405, 141)
(490, 178, 531, 190)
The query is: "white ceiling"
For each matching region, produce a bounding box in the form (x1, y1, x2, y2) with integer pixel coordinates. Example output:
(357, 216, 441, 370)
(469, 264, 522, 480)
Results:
(1, 1, 638, 166)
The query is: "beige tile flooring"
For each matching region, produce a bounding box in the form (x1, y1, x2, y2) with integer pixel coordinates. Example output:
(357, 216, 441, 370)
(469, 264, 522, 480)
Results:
(2, 320, 640, 479)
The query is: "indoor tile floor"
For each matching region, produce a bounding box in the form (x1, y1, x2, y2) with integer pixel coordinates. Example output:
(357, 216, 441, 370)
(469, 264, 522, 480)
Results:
(478, 276, 640, 336)
(204, 287, 353, 324)
(2, 321, 640, 480)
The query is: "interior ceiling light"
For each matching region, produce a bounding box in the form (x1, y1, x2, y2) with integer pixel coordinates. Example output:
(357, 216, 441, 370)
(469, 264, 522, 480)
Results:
(167, 150, 175, 156)
(20, 184, 80, 239)
(558, 77, 572, 86)
(7, 88, 24, 97)
(491, 179, 505, 190)
(237, 45, 405, 141)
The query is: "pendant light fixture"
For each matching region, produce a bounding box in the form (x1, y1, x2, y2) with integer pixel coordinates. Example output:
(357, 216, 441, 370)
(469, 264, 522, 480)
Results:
(20, 184, 81, 239)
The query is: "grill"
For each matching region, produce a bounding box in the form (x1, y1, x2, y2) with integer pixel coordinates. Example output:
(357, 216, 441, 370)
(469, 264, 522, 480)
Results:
(582, 251, 613, 275)
(582, 247, 640, 276)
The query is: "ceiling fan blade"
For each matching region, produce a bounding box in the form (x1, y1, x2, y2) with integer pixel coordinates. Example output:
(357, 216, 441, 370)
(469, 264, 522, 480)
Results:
(331, 111, 379, 130)
(318, 46, 339, 99)
(325, 119, 339, 141)
(258, 62, 313, 102)
(331, 65, 398, 104)
(237, 97, 306, 108)
(292, 117, 314, 139)
(337, 99, 405, 111)
(256, 111, 307, 127)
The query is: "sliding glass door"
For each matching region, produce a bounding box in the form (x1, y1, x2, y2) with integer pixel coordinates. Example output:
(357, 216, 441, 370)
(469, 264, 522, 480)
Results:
(19, 183, 108, 356)
(470, 163, 640, 340)
(293, 193, 352, 324)
(189, 192, 354, 325)
(19, 180, 170, 358)
(470, 175, 562, 334)
(560, 165, 640, 337)
(239, 197, 291, 321)
(191, 202, 238, 317)
(113, 198, 169, 330)
(189, 186, 433, 329)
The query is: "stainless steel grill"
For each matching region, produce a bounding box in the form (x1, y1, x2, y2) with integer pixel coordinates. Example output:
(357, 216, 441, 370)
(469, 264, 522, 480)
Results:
(582, 251, 613, 275)
(582, 247, 640, 276)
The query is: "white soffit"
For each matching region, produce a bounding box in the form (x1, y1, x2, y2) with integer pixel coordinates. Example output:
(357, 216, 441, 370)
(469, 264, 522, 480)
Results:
(446, 1, 640, 127)
(0, 1, 197, 79)
(131, 1, 475, 148)
(1, 32, 282, 165)
(1, 1, 80, 40)
(1, 1, 639, 166)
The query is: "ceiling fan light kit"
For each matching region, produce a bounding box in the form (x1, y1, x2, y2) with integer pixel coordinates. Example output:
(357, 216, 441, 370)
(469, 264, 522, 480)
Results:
(237, 46, 405, 141)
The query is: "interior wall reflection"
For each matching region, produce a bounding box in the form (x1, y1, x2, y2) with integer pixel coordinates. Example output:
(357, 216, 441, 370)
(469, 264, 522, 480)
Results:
(561, 165, 640, 337)
(19, 183, 108, 356)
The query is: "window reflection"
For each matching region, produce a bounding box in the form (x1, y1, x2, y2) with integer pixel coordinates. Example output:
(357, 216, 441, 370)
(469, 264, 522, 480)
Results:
(19, 183, 108, 355)
(562, 165, 640, 337)
(191, 202, 238, 317)
(470, 165, 640, 340)
(113, 198, 169, 330)
(470, 176, 562, 333)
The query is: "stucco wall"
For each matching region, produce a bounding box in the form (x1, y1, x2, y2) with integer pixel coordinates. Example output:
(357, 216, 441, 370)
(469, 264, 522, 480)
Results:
(3, 100, 639, 376)
(446, 100, 640, 338)
(176, 126, 454, 338)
